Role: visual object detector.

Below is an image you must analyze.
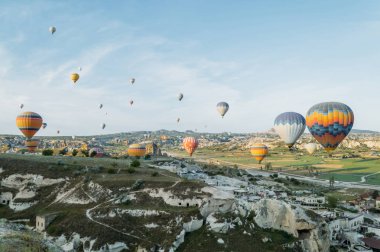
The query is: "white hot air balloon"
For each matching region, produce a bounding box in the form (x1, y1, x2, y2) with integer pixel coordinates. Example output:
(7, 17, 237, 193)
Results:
(72, 135, 76, 140)
(217, 102, 229, 118)
(274, 112, 306, 149)
(305, 143, 317, 155)
(49, 26, 56, 35)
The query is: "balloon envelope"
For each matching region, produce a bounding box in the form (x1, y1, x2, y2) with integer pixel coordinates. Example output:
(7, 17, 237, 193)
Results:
(250, 144, 268, 164)
(217, 102, 229, 118)
(183, 137, 198, 156)
(274, 112, 306, 148)
(71, 73, 80, 83)
(306, 102, 354, 152)
(128, 144, 146, 157)
(49, 26, 56, 34)
(16, 112, 43, 139)
(304, 143, 317, 155)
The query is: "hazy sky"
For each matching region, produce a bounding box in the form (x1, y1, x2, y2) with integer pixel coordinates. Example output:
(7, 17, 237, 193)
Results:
(1, 0, 380, 136)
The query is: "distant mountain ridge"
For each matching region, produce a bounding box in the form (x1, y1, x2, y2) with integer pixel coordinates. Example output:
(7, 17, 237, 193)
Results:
(350, 129, 379, 134)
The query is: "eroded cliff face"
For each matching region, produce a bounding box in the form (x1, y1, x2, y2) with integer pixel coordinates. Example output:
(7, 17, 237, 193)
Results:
(253, 199, 330, 252)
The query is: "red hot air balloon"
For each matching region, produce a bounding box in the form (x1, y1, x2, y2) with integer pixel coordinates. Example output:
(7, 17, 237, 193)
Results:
(183, 137, 198, 156)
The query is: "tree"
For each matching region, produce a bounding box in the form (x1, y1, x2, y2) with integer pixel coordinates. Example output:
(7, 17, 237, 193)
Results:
(59, 148, 68, 155)
(111, 162, 118, 168)
(81, 149, 89, 157)
(131, 160, 140, 168)
(329, 176, 335, 188)
(327, 195, 338, 209)
(72, 149, 78, 156)
(373, 190, 379, 200)
(42, 149, 54, 156)
(265, 162, 272, 171)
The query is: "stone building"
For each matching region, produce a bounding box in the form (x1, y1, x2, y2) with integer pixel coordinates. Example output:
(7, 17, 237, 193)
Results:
(36, 213, 59, 232)
(0, 192, 12, 205)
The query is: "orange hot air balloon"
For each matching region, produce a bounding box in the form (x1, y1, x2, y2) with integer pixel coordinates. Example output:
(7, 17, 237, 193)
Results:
(25, 139, 39, 152)
(71, 73, 80, 84)
(250, 144, 269, 164)
(183, 137, 198, 156)
(16, 112, 43, 139)
(127, 144, 146, 157)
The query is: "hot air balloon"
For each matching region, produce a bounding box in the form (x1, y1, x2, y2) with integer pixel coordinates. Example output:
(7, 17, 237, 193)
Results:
(78, 67, 82, 71)
(217, 102, 229, 118)
(49, 26, 56, 34)
(306, 102, 354, 152)
(178, 93, 184, 101)
(128, 144, 146, 157)
(250, 144, 268, 164)
(304, 143, 317, 155)
(102, 123, 106, 130)
(177, 118, 180, 123)
(25, 139, 39, 152)
(130, 78, 135, 85)
(42, 123, 47, 129)
(183, 137, 198, 156)
(57, 130, 60, 134)
(99, 104, 103, 109)
(72, 135, 76, 140)
(274, 112, 306, 149)
(16, 112, 43, 139)
(130, 100, 134, 106)
(71, 73, 80, 84)
(20, 104, 24, 109)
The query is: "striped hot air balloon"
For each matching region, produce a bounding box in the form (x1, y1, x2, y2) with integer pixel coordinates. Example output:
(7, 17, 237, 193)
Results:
(306, 102, 354, 152)
(128, 144, 146, 157)
(183, 137, 198, 156)
(250, 144, 269, 164)
(16, 112, 43, 139)
(274, 112, 306, 149)
(25, 139, 39, 152)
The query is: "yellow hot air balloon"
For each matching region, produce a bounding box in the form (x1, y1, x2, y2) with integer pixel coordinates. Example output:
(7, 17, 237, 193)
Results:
(71, 73, 80, 84)
(16, 112, 43, 139)
(250, 144, 269, 164)
(25, 139, 39, 152)
(128, 144, 146, 157)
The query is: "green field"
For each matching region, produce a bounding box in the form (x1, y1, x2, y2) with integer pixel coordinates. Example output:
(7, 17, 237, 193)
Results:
(169, 147, 380, 185)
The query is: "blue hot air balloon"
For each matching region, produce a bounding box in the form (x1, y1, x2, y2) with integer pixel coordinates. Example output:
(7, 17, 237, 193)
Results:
(274, 112, 306, 148)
